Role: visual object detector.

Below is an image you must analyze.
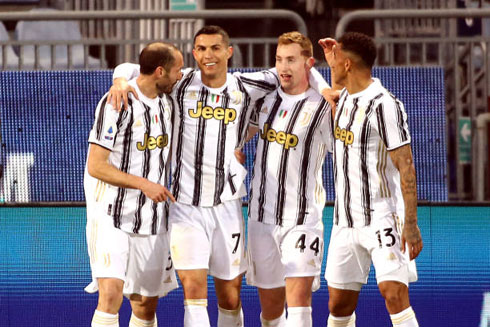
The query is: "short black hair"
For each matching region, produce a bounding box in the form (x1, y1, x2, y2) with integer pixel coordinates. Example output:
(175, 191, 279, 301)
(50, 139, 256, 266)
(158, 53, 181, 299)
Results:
(193, 25, 230, 46)
(139, 42, 178, 75)
(338, 32, 377, 68)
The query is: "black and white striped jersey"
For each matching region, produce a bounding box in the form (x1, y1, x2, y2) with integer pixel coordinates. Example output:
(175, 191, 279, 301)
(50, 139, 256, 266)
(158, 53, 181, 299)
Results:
(332, 78, 411, 228)
(84, 79, 173, 235)
(248, 87, 332, 227)
(170, 68, 278, 206)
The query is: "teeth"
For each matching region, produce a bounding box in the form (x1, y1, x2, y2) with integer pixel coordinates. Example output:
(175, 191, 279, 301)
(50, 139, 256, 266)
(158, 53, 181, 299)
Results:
(205, 63, 216, 66)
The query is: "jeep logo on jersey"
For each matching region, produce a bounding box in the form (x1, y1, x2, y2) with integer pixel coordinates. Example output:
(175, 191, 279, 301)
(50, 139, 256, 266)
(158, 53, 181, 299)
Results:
(334, 126, 354, 146)
(261, 123, 298, 150)
(136, 133, 169, 151)
(188, 101, 237, 125)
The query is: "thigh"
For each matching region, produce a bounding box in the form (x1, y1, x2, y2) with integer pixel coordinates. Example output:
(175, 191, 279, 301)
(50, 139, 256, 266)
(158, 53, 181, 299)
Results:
(246, 220, 285, 289)
(168, 202, 211, 270)
(281, 222, 324, 281)
(86, 216, 129, 282)
(124, 233, 178, 298)
(367, 213, 416, 284)
(209, 199, 247, 280)
(325, 225, 371, 290)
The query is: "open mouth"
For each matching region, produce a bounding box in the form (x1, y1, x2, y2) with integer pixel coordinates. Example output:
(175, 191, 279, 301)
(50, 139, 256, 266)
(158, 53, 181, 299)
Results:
(280, 74, 292, 81)
(205, 63, 217, 67)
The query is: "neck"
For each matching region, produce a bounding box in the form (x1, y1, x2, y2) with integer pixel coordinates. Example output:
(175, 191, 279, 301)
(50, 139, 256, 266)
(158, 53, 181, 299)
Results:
(136, 75, 158, 99)
(345, 70, 372, 94)
(283, 78, 309, 95)
(201, 73, 227, 88)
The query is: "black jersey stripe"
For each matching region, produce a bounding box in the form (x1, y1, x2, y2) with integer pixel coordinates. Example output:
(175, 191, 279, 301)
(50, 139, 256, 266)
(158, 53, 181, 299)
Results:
(376, 103, 389, 148)
(275, 98, 306, 226)
(240, 75, 276, 93)
(150, 98, 168, 235)
(247, 99, 266, 211)
(342, 97, 359, 227)
(95, 94, 109, 140)
(393, 96, 409, 143)
(257, 94, 282, 222)
(113, 106, 134, 229)
(172, 70, 195, 200)
(296, 98, 328, 225)
(235, 78, 252, 148)
(213, 89, 229, 205)
(192, 87, 209, 206)
(133, 103, 152, 234)
(359, 94, 381, 226)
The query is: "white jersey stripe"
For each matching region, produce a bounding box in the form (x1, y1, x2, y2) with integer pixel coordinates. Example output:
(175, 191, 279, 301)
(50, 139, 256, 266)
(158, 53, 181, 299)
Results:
(133, 104, 152, 233)
(172, 70, 195, 201)
(297, 98, 328, 225)
(192, 87, 211, 205)
(256, 95, 283, 222)
(113, 104, 134, 229)
(94, 95, 108, 139)
(343, 97, 360, 227)
(275, 98, 306, 225)
(214, 89, 229, 205)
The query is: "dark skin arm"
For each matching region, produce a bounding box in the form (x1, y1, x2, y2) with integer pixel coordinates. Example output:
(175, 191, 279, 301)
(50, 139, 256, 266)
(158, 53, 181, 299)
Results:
(388, 144, 423, 260)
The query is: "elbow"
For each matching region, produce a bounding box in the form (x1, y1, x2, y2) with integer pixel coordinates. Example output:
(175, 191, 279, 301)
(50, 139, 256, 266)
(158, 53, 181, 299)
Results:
(87, 159, 103, 180)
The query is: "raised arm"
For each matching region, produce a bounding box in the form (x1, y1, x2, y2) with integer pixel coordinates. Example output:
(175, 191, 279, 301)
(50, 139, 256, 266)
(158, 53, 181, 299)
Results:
(388, 144, 423, 260)
(107, 63, 141, 110)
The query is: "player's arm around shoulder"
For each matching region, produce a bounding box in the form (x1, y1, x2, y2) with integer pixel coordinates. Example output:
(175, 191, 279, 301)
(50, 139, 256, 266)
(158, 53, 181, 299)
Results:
(388, 144, 423, 260)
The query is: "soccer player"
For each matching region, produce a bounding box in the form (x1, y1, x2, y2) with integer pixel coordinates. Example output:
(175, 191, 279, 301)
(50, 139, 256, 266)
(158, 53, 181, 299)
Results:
(84, 42, 183, 327)
(245, 31, 332, 327)
(318, 32, 423, 327)
(109, 26, 284, 327)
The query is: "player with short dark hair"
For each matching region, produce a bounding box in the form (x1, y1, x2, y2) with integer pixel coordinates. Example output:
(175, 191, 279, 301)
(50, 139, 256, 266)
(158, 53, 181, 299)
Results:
(84, 42, 184, 327)
(319, 32, 423, 327)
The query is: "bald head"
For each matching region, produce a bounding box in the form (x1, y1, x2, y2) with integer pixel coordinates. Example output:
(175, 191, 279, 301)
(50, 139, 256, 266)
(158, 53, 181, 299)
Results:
(139, 42, 180, 75)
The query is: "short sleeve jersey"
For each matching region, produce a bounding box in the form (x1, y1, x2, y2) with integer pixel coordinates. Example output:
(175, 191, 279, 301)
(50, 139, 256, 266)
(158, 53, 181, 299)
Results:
(248, 87, 332, 227)
(332, 78, 411, 228)
(84, 79, 173, 235)
(170, 68, 278, 207)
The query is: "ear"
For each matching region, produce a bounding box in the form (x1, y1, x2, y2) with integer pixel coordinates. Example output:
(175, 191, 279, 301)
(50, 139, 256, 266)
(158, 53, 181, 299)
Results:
(156, 66, 166, 77)
(306, 57, 315, 69)
(227, 46, 233, 60)
(192, 48, 198, 61)
(345, 58, 352, 72)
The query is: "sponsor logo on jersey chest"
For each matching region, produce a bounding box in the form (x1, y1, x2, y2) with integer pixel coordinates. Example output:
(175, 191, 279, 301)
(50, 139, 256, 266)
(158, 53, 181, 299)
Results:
(261, 123, 298, 150)
(188, 101, 237, 125)
(136, 133, 169, 151)
(334, 126, 354, 146)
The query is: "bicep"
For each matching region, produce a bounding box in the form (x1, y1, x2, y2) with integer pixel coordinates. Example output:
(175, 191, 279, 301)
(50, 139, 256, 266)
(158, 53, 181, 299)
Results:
(87, 144, 111, 176)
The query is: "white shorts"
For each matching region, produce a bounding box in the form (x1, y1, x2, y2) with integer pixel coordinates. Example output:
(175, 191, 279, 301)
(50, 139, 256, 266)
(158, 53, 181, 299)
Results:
(246, 219, 324, 290)
(325, 213, 417, 291)
(84, 216, 178, 298)
(168, 200, 246, 280)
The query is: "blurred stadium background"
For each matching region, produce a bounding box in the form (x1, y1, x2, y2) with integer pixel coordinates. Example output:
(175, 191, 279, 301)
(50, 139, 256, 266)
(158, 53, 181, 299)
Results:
(0, 0, 489, 326)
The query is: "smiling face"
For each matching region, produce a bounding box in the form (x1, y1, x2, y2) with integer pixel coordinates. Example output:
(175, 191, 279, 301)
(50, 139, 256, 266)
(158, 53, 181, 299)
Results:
(192, 33, 232, 86)
(275, 43, 312, 95)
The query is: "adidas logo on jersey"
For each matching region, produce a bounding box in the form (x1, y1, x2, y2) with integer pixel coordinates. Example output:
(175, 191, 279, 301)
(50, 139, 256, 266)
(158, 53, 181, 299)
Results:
(261, 123, 299, 150)
(334, 126, 354, 146)
(189, 101, 237, 125)
(136, 133, 169, 151)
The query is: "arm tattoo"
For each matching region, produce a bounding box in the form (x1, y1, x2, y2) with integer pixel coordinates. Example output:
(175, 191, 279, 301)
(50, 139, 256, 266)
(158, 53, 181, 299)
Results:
(389, 145, 417, 225)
